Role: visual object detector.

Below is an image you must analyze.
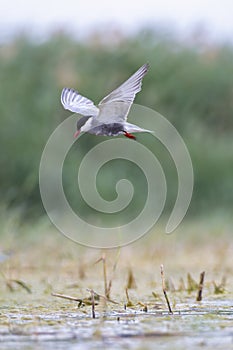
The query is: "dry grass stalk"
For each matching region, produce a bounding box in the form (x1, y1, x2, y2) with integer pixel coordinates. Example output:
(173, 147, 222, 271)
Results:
(106, 248, 121, 298)
(102, 254, 108, 298)
(160, 264, 173, 314)
(125, 288, 134, 307)
(178, 277, 186, 291)
(213, 276, 226, 294)
(187, 273, 198, 292)
(0, 270, 31, 294)
(87, 289, 95, 319)
(86, 288, 118, 305)
(51, 292, 83, 303)
(196, 271, 205, 301)
(94, 254, 108, 298)
(126, 268, 137, 289)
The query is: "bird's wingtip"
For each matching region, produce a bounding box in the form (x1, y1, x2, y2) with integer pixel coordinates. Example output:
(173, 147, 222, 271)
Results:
(144, 62, 150, 71)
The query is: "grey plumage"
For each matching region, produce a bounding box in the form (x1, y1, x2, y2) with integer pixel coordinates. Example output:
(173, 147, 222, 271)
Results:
(61, 63, 152, 138)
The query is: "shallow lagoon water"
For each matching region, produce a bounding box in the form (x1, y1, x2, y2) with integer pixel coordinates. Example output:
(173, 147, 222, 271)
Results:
(1, 294, 232, 349)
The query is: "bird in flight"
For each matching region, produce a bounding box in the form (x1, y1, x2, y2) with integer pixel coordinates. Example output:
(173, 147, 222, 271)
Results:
(61, 63, 152, 140)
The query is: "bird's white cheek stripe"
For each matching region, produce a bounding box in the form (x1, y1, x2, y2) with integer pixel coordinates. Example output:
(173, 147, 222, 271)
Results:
(39, 104, 193, 249)
(81, 117, 94, 132)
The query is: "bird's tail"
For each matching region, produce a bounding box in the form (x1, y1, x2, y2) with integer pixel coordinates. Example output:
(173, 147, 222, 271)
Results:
(124, 122, 154, 134)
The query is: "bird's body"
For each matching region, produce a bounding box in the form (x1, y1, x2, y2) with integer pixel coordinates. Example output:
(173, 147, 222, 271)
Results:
(61, 63, 152, 139)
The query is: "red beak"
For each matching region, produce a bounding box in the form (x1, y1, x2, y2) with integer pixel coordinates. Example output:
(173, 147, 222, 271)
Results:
(74, 130, 80, 138)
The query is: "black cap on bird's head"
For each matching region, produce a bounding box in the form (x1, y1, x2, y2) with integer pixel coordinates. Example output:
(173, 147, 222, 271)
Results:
(74, 116, 92, 138)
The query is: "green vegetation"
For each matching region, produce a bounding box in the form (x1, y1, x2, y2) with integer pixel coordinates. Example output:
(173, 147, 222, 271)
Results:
(0, 30, 232, 221)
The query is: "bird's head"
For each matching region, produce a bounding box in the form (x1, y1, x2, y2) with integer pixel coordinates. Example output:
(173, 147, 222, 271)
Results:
(74, 116, 92, 138)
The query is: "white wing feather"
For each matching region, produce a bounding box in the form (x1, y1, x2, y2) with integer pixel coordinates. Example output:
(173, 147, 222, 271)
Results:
(96, 63, 149, 123)
(99, 63, 149, 105)
(61, 88, 99, 117)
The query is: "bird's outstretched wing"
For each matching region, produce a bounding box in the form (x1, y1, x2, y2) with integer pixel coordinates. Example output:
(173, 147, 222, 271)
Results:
(61, 88, 99, 117)
(99, 63, 149, 105)
(96, 63, 149, 124)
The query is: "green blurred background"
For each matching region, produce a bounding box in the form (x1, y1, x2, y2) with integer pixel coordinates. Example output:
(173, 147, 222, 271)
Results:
(0, 29, 232, 226)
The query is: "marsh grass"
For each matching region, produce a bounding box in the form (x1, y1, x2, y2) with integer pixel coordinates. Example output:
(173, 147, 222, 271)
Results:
(0, 213, 232, 304)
